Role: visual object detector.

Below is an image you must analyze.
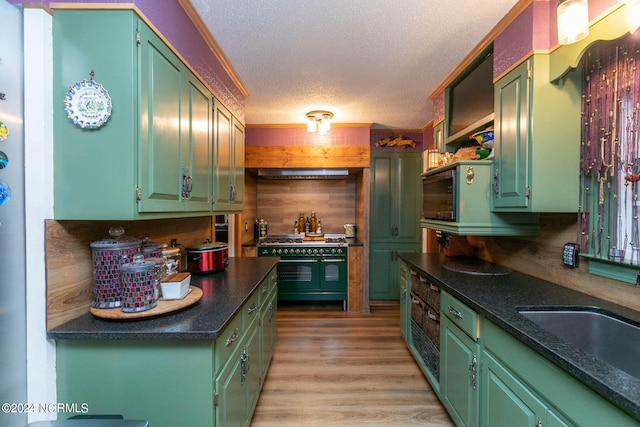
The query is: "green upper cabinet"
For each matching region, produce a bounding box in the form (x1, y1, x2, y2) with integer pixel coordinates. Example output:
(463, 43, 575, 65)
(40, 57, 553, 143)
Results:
(492, 55, 581, 212)
(213, 98, 245, 212)
(370, 152, 422, 242)
(138, 22, 212, 213)
(52, 10, 237, 220)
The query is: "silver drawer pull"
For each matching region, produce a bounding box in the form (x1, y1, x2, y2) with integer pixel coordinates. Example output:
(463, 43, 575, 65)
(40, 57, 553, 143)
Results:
(225, 328, 239, 347)
(262, 285, 269, 294)
(247, 303, 258, 315)
(429, 283, 439, 292)
(427, 310, 437, 320)
(448, 305, 463, 319)
(411, 296, 422, 305)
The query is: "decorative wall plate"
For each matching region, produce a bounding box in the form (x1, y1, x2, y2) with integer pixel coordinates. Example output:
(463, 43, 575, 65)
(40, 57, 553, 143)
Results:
(64, 79, 112, 129)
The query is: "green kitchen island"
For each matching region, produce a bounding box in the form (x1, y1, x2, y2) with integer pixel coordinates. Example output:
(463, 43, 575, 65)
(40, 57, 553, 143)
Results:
(48, 257, 279, 427)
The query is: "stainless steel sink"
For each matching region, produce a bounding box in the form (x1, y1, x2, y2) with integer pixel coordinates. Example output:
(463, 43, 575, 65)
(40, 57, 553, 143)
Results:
(518, 308, 640, 379)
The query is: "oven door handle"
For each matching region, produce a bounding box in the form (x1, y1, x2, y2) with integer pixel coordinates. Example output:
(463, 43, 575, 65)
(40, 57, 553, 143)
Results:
(278, 259, 319, 263)
(321, 259, 346, 263)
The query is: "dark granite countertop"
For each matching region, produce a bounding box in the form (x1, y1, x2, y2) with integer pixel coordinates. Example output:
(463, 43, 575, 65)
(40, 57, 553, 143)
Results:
(399, 253, 640, 421)
(47, 257, 279, 341)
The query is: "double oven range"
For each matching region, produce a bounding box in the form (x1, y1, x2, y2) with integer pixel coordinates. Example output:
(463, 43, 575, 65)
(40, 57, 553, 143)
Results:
(257, 234, 348, 310)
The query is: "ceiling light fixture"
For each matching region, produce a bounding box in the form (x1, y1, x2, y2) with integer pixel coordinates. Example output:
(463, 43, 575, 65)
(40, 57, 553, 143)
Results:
(557, 0, 590, 45)
(306, 110, 334, 134)
(619, 0, 640, 33)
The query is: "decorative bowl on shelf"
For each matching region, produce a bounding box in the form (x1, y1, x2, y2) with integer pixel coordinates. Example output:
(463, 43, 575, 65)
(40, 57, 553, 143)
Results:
(470, 128, 494, 149)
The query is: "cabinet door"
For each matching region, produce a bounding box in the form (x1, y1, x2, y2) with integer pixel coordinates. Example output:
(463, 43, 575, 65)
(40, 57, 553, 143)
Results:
(213, 99, 232, 211)
(371, 154, 395, 241)
(441, 315, 479, 427)
(215, 344, 246, 427)
(493, 59, 530, 210)
(260, 290, 278, 377)
(138, 23, 185, 212)
(399, 261, 409, 341)
(183, 76, 212, 211)
(244, 322, 261, 425)
(370, 244, 420, 300)
(395, 153, 422, 242)
(481, 350, 573, 427)
(231, 119, 245, 208)
(370, 152, 422, 242)
(481, 350, 545, 427)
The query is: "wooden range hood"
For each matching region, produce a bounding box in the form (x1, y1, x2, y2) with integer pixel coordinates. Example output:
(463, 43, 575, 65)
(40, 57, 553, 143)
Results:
(245, 145, 370, 169)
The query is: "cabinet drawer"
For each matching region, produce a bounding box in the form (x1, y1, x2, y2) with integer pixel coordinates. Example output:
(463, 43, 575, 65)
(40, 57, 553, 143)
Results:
(243, 290, 260, 328)
(441, 291, 478, 340)
(258, 269, 277, 306)
(215, 312, 243, 370)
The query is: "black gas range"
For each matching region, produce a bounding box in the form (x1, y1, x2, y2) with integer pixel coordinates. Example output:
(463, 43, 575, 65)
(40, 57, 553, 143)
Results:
(257, 234, 347, 309)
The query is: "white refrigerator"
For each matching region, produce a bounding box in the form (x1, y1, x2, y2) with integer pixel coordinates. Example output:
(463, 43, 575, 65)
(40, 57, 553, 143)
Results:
(0, 1, 28, 427)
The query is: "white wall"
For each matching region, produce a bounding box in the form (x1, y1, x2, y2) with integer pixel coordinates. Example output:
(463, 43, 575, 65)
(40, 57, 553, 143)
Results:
(24, 7, 57, 423)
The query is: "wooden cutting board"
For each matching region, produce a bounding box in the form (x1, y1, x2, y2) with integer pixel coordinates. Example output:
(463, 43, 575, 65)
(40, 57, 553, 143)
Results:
(90, 286, 202, 320)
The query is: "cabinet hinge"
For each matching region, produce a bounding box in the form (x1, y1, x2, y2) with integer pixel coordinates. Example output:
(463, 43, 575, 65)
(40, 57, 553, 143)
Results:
(135, 30, 141, 46)
(525, 186, 531, 198)
(213, 392, 219, 407)
(527, 63, 532, 80)
(135, 186, 141, 202)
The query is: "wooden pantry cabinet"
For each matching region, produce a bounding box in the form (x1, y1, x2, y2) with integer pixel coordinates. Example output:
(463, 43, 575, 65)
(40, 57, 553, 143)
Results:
(53, 10, 243, 220)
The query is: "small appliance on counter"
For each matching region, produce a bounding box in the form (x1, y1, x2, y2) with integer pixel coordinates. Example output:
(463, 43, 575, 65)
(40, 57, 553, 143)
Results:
(185, 240, 229, 273)
(89, 226, 141, 309)
(344, 223, 356, 238)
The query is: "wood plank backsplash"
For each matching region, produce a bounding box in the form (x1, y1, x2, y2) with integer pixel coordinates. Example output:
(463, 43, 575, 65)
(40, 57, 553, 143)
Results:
(256, 178, 358, 236)
(469, 214, 640, 311)
(46, 217, 213, 329)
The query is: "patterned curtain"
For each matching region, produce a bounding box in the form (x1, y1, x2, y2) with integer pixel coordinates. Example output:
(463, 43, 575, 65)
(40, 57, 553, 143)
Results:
(579, 32, 640, 264)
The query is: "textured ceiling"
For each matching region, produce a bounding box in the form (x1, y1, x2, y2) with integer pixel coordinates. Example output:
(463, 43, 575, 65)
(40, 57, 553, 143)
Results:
(190, 0, 522, 129)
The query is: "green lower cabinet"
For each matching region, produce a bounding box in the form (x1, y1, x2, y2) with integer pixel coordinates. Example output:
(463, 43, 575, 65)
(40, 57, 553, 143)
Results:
(481, 350, 572, 427)
(370, 244, 420, 300)
(399, 261, 410, 341)
(482, 319, 639, 427)
(215, 342, 246, 427)
(260, 288, 278, 376)
(56, 340, 216, 426)
(56, 269, 277, 427)
(440, 315, 479, 427)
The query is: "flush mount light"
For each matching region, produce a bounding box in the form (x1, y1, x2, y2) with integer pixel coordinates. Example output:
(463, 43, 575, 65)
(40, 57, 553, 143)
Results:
(557, 0, 590, 45)
(619, 0, 640, 33)
(306, 110, 334, 134)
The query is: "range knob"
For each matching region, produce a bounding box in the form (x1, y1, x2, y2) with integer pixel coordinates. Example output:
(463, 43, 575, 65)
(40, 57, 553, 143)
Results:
(271, 249, 277, 255)
(283, 248, 288, 254)
(277, 248, 283, 254)
(295, 248, 300, 254)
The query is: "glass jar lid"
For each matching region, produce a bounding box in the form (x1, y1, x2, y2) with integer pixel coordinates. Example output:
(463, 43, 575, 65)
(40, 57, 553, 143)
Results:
(90, 225, 142, 250)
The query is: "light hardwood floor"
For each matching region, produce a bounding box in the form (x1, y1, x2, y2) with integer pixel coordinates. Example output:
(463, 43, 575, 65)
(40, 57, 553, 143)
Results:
(251, 303, 454, 427)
